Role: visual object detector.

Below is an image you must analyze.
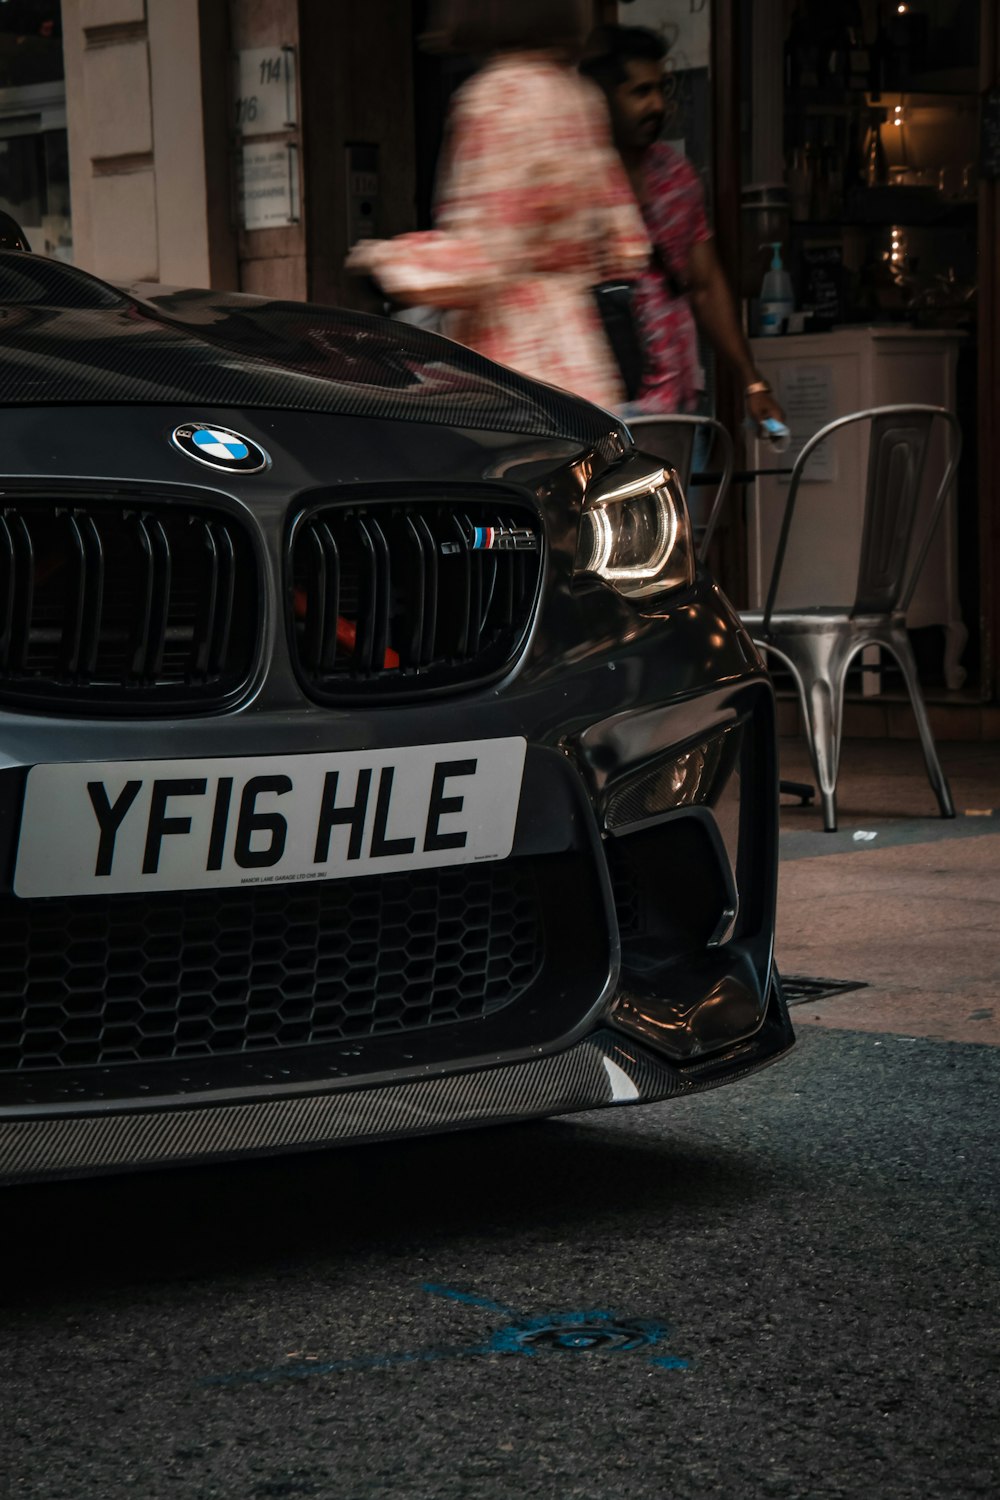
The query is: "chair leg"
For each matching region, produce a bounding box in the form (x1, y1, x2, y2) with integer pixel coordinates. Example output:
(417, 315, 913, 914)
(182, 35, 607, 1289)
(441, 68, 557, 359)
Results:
(884, 628, 956, 819)
(761, 634, 849, 832)
(807, 667, 844, 833)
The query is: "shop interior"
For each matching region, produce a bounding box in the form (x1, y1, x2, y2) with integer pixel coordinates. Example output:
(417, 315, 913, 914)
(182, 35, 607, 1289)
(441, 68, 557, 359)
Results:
(619, 0, 990, 714)
(738, 0, 985, 711)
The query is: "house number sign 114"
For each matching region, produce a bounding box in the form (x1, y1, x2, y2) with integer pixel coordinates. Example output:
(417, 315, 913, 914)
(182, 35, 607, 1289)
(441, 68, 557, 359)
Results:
(234, 46, 298, 136)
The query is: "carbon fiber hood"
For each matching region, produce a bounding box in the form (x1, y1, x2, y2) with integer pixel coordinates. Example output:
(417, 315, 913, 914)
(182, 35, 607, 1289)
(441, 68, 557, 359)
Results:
(0, 253, 627, 453)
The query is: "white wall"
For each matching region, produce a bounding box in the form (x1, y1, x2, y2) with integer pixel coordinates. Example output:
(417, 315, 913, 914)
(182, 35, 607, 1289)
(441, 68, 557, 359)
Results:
(63, 0, 234, 286)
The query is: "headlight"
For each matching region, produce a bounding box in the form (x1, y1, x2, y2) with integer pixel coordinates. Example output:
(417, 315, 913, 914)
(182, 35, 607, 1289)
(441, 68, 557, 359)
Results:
(575, 460, 694, 599)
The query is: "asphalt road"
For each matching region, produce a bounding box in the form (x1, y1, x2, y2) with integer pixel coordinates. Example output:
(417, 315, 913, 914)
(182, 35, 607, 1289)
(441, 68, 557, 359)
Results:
(4, 1019, 998, 1500)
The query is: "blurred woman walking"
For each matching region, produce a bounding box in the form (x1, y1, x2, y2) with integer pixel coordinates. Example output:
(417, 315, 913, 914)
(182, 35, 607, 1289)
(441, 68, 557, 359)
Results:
(348, 0, 648, 409)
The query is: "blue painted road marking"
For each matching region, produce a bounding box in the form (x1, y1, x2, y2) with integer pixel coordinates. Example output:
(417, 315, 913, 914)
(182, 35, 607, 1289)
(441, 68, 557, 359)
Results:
(422, 1283, 516, 1316)
(202, 1282, 690, 1388)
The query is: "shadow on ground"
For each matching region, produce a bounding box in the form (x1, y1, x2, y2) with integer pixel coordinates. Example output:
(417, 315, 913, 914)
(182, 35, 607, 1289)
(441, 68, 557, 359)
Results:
(1, 1115, 776, 1304)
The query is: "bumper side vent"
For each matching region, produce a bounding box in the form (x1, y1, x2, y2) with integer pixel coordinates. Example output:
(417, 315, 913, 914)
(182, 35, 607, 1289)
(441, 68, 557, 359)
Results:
(289, 498, 542, 699)
(0, 496, 259, 713)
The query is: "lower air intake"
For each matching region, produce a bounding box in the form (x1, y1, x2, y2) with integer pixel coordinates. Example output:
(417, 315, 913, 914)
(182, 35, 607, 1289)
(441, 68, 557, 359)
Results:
(0, 862, 544, 1073)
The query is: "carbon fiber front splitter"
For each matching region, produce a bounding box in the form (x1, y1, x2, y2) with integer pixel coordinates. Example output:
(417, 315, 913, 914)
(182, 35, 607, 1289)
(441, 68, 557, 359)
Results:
(0, 982, 793, 1184)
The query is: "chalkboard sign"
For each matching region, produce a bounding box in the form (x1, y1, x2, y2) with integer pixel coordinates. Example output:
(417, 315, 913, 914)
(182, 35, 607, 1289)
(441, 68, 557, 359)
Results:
(801, 245, 846, 330)
(983, 89, 1000, 180)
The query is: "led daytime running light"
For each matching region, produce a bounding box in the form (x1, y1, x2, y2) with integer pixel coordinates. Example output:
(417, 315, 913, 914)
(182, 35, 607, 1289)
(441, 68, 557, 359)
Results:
(585, 482, 679, 583)
(576, 462, 693, 600)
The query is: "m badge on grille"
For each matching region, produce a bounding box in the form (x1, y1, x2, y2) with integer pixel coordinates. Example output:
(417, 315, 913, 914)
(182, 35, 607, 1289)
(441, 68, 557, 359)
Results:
(470, 525, 538, 552)
(171, 422, 270, 474)
(438, 524, 539, 555)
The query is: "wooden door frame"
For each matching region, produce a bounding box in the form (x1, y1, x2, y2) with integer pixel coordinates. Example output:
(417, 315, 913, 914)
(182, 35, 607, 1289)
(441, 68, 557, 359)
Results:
(708, 0, 743, 447)
(593, 0, 742, 278)
(979, 4, 1000, 702)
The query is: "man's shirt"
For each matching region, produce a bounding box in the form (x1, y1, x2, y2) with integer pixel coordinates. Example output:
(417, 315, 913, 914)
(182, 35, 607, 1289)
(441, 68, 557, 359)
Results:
(632, 143, 712, 414)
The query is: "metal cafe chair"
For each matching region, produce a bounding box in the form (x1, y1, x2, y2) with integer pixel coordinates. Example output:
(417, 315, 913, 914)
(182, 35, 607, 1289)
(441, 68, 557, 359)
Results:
(701, 404, 961, 833)
(624, 413, 733, 559)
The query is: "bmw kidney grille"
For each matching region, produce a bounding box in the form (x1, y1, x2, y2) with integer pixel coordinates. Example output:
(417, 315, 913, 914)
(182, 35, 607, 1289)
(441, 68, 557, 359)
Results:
(288, 499, 542, 699)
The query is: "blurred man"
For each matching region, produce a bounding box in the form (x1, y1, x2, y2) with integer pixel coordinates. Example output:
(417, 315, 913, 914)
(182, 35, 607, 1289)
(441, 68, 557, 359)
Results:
(582, 25, 784, 428)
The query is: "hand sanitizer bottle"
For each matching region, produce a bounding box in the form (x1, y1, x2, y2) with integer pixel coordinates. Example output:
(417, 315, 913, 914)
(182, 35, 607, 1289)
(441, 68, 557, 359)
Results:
(759, 242, 794, 336)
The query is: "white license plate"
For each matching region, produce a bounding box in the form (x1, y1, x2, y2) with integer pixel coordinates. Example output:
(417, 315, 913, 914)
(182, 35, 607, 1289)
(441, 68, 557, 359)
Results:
(14, 739, 526, 899)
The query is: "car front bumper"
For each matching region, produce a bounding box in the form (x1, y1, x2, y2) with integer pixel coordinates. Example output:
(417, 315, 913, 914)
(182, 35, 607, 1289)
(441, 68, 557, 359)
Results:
(0, 990, 793, 1184)
(0, 623, 790, 1182)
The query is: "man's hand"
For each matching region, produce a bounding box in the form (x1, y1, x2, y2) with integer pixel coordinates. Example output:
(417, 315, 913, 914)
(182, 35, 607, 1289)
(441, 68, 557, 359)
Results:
(686, 241, 789, 435)
(747, 387, 786, 432)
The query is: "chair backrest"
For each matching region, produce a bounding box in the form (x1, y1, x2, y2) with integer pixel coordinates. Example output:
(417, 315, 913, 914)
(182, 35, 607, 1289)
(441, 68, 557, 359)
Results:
(761, 404, 962, 633)
(625, 414, 733, 561)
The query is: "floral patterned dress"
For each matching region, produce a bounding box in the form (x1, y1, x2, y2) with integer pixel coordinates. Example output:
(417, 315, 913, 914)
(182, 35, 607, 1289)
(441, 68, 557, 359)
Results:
(349, 54, 650, 409)
(631, 143, 713, 415)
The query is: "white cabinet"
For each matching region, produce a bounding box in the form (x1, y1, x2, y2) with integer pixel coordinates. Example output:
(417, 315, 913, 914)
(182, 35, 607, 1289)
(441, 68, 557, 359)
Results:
(747, 327, 966, 688)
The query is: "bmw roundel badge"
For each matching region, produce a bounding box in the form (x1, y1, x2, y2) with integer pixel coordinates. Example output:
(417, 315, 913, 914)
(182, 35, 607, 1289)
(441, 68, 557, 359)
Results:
(171, 422, 269, 474)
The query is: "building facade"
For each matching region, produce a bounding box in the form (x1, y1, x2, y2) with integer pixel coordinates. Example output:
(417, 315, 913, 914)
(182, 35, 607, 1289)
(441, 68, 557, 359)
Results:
(58, 0, 425, 304)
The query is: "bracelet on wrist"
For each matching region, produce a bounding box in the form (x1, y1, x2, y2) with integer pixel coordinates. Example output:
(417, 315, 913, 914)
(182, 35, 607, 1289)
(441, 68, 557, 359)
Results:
(745, 379, 771, 398)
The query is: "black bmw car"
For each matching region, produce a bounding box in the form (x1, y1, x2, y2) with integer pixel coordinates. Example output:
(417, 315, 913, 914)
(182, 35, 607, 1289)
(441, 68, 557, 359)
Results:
(0, 239, 792, 1183)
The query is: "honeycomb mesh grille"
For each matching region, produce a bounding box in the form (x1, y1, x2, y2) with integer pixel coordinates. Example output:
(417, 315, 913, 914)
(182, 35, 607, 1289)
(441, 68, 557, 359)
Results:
(0, 864, 544, 1072)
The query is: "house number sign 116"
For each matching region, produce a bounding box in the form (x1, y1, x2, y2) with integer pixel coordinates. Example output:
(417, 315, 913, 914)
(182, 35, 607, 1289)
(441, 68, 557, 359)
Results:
(234, 46, 297, 136)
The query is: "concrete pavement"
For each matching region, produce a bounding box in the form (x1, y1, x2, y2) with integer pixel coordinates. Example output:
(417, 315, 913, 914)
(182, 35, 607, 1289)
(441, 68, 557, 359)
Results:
(775, 738, 1000, 1047)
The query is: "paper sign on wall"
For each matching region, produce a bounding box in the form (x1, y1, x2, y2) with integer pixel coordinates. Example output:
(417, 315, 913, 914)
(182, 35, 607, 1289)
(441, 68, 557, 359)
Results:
(238, 142, 300, 230)
(777, 364, 837, 482)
